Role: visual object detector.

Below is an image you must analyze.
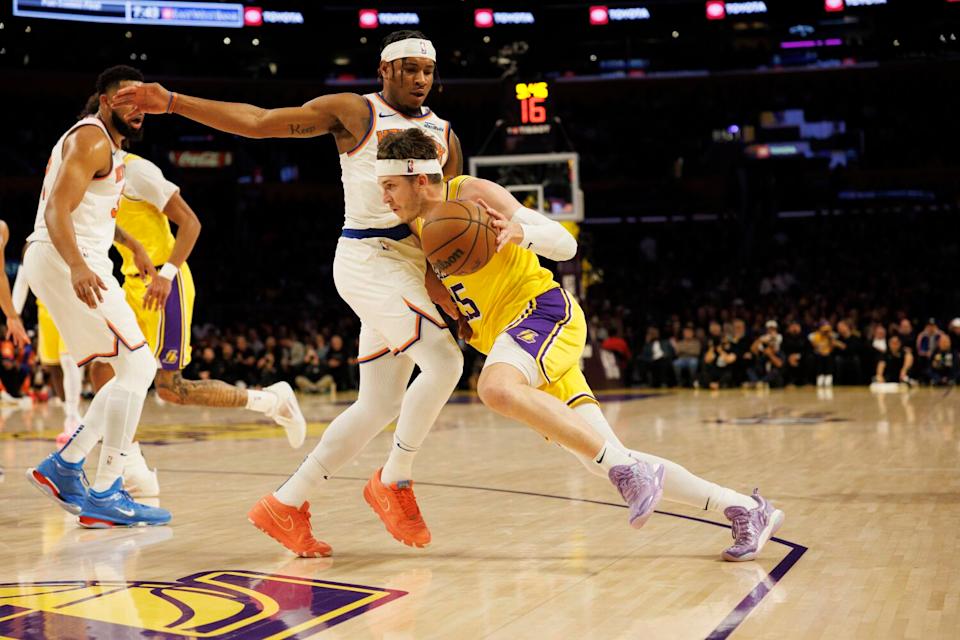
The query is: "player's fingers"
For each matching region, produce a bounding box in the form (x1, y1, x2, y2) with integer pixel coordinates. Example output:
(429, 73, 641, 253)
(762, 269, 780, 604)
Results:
(97, 275, 108, 290)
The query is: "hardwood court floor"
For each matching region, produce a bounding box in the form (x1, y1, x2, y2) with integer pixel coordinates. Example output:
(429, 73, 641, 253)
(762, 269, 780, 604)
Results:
(1, 386, 958, 639)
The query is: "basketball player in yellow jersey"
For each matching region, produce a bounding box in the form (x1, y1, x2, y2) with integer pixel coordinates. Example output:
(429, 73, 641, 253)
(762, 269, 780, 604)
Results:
(377, 129, 785, 561)
(84, 152, 307, 495)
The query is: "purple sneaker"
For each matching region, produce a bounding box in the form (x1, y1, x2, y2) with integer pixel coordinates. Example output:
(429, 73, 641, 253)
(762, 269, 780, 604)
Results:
(609, 462, 664, 529)
(722, 489, 785, 562)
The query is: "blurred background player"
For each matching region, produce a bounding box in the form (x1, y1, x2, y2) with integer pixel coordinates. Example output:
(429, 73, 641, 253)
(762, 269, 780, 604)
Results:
(0, 219, 32, 406)
(11, 272, 83, 433)
(85, 150, 307, 497)
(114, 30, 465, 556)
(377, 129, 784, 561)
(23, 65, 170, 528)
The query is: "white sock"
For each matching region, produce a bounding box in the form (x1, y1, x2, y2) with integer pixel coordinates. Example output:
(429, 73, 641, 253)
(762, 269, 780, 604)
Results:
(59, 423, 101, 463)
(60, 353, 82, 420)
(273, 346, 416, 506)
(93, 445, 127, 492)
(246, 389, 278, 414)
(594, 440, 636, 472)
(380, 328, 462, 486)
(59, 378, 115, 463)
(381, 434, 420, 486)
(92, 385, 145, 492)
(573, 403, 755, 513)
(274, 454, 332, 506)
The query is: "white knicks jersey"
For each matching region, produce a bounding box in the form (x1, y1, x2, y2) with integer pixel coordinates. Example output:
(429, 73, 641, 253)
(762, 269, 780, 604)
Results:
(339, 92, 450, 230)
(28, 116, 125, 255)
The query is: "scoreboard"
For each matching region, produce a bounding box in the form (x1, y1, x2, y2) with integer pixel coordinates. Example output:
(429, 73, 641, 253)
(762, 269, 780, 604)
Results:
(10, 0, 308, 27)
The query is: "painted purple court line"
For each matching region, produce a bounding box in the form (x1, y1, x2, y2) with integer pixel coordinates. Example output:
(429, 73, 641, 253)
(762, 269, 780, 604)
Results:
(101, 467, 805, 640)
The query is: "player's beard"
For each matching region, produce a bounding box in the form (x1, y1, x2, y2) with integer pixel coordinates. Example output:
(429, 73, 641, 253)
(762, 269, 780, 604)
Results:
(111, 110, 144, 143)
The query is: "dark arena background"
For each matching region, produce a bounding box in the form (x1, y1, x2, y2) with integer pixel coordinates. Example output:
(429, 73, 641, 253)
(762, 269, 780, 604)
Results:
(1, 2, 959, 639)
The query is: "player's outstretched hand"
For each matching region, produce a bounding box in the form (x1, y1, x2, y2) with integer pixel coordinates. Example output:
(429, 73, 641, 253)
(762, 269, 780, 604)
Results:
(477, 198, 523, 252)
(71, 265, 107, 309)
(111, 82, 172, 115)
(5, 316, 30, 348)
(144, 277, 172, 312)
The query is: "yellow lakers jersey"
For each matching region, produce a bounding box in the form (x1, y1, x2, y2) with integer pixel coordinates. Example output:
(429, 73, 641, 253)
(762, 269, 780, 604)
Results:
(417, 175, 559, 354)
(115, 153, 178, 277)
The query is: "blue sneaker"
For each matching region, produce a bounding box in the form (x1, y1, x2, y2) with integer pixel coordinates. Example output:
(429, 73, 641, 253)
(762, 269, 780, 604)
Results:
(26, 452, 89, 515)
(78, 478, 172, 528)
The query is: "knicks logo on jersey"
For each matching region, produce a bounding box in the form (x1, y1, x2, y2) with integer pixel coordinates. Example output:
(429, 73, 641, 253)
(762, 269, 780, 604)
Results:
(517, 329, 539, 344)
(0, 570, 406, 639)
(377, 128, 446, 163)
(163, 349, 180, 365)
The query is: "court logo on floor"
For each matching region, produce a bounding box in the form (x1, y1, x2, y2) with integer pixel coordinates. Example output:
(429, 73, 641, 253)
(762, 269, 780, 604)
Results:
(0, 569, 406, 639)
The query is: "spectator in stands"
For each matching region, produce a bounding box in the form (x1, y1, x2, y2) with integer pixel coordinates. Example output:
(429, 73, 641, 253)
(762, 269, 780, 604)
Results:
(0, 338, 30, 403)
(834, 320, 864, 385)
(295, 346, 336, 394)
(808, 321, 843, 387)
(640, 326, 675, 387)
(948, 318, 960, 353)
(672, 324, 701, 388)
(896, 318, 915, 347)
(192, 346, 224, 381)
(702, 322, 736, 389)
(219, 341, 239, 385)
(875, 334, 914, 383)
(750, 322, 785, 387)
(915, 318, 946, 384)
(782, 321, 810, 386)
(234, 335, 258, 386)
(730, 319, 753, 387)
(256, 350, 280, 388)
(326, 334, 352, 390)
(601, 327, 633, 385)
(928, 334, 956, 386)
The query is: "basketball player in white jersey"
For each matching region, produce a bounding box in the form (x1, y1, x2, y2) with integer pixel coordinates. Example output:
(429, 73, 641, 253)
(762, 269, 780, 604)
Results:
(25, 66, 170, 528)
(114, 31, 464, 555)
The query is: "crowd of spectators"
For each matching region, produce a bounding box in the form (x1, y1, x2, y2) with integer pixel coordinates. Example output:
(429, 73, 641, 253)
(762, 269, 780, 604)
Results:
(607, 315, 959, 390)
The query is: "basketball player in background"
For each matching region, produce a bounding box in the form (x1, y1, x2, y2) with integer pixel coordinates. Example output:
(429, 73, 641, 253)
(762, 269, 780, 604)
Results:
(12, 271, 84, 437)
(0, 220, 30, 349)
(376, 129, 784, 561)
(114, 31, 465, 556)
(84, 149, 308, 497)
(24, 65, 169, 527)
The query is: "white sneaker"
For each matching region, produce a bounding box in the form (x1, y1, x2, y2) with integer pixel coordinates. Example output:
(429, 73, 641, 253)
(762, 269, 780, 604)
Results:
(122, 442, 160, 498)
(264, 382, 306, 449)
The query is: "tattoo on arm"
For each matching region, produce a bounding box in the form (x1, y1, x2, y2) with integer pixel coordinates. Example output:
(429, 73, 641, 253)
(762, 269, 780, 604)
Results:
(288, 123, 318, 136)
(158, 371, 247, 407)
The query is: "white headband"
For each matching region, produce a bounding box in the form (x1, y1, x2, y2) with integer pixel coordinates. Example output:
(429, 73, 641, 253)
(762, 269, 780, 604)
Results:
(376, 158, 443, 177)
(380, 38, 437, 63)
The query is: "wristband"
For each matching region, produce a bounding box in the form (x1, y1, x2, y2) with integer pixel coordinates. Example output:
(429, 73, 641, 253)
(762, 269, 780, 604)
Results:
(158, 263, 178, 281)
(166, 92, 179, 114)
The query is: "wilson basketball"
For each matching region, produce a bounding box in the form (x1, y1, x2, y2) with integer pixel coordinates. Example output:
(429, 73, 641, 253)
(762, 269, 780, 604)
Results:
(421, 199, 497, 277)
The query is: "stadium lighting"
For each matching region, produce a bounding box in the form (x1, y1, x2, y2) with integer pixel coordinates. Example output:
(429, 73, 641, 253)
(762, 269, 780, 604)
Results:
(475, 9, 494, 28)
(706, 1, 726, 20)
(359, 9, 378, 29)
(589, 6, 609, 25)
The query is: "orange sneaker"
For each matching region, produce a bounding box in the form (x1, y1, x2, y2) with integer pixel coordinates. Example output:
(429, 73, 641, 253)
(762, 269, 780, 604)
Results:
(362, 468, 431, 548)
(248, 494, 332, 558)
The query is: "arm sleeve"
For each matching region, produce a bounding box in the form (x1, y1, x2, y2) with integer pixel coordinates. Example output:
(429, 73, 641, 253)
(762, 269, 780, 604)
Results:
(11, 266, 28, 316)
(124, 157, 180, 210)
(512, 206, 577, 262)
